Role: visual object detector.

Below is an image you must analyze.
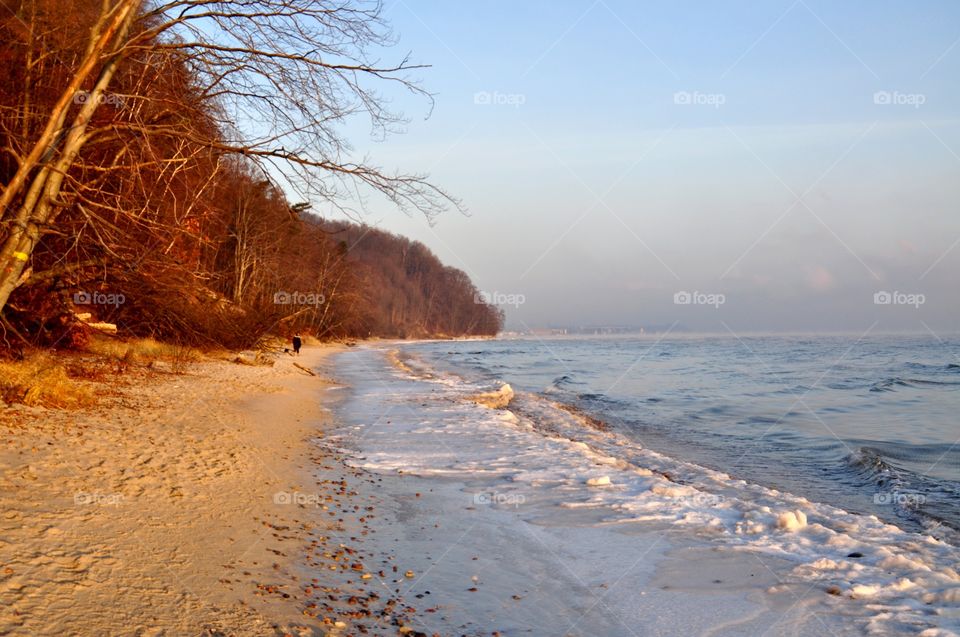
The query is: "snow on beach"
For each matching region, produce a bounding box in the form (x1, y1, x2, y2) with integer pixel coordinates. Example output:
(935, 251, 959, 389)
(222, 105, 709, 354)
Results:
(329, 345, 960, 636)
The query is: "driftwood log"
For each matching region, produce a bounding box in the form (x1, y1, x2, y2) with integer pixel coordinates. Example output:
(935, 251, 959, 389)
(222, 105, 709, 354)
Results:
(293, 362, 316, 376)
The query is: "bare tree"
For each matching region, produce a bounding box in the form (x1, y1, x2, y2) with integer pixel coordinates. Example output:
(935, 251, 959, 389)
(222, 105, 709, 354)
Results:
(0, 0, 457, 314)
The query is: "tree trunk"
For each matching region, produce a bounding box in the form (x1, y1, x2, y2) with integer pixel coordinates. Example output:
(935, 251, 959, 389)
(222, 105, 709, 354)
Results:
(0, 0, 140, 312)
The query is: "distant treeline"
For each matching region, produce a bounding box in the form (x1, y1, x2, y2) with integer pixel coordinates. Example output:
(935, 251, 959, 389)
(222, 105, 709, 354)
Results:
(0, 0, 501, 351)
(323, 221, 503, 338)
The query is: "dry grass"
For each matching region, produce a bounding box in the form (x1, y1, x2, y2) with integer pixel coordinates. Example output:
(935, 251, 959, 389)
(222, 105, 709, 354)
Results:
(0, 333, 296, 410)
(85, 335, 204, 374)
(86, 335, 179, 360)
(0, 354, 96, 408)
(257, 334, 293, 352)
(0, 336, 210, 409)
(232, 351, 275, 367)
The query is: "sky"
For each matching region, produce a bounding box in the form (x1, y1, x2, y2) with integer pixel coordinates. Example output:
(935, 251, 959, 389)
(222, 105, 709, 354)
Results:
(317, 0, 960, 334)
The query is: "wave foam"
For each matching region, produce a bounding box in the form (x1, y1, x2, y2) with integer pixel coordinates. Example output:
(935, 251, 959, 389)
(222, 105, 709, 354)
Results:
(340, 348, 960, 636)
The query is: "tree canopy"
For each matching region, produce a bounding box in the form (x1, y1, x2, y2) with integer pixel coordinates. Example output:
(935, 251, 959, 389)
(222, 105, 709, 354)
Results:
(0, 0, 500, 350)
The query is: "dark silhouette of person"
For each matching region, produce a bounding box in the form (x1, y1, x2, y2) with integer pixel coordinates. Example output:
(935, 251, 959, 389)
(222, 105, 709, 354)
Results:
(292, 335, 302, 355)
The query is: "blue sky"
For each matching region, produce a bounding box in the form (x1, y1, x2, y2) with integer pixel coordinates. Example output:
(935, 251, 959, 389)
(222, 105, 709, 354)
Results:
(318, 0, 960, 333)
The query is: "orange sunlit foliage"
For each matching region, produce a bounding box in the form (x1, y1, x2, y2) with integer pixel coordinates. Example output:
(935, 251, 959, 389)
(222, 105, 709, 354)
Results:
(0, 0, 501, 351)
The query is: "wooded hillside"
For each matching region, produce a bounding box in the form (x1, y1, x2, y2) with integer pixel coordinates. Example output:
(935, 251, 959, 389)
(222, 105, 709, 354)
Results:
(0, 0, 501, 352)
(324, 221, 503, 338)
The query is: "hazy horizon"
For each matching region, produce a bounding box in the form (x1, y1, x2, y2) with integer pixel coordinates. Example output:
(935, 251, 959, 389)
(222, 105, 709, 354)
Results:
(312, 0, 959, 335)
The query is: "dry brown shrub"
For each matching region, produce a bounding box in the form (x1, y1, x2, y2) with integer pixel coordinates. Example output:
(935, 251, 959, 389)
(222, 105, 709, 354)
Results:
(0, 354, 96, 408)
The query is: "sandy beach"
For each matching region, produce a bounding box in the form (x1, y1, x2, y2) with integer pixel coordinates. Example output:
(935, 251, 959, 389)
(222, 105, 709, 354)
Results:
(0, 345, 377, 636)
(3, 0, 957, 634)
(4, 341, 958, 637)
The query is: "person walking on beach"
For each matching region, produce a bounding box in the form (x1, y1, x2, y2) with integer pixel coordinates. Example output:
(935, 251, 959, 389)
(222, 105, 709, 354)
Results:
(292, 335, 302, 356)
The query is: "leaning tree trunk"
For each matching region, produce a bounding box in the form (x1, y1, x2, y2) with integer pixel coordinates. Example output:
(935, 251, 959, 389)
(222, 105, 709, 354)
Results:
(0, 0, 140, 312)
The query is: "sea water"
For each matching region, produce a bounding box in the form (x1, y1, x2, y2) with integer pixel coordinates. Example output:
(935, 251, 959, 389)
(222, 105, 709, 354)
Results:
(327, 338, 960, 635)
(406, 334, 960, 542)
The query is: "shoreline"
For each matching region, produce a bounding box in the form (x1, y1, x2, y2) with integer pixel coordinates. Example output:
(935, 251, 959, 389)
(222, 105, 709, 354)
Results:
(327, 343, 960, 636)
(331, 345, 828, 635)
(5, 339, 958, 635)
(0, 345, 363, 635)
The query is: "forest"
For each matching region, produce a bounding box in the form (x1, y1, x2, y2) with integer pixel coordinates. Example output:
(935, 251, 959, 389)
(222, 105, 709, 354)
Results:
(0, 0, 502, 353)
